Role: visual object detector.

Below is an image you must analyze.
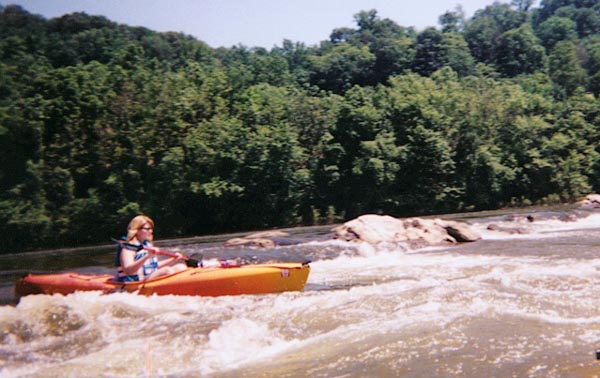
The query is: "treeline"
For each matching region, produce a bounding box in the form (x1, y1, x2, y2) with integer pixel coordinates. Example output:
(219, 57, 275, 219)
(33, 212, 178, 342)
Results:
(2, 1, 600, 252)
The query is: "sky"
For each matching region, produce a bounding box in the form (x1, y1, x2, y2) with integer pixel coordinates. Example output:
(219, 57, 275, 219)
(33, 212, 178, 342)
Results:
(4, 0, 531, 49)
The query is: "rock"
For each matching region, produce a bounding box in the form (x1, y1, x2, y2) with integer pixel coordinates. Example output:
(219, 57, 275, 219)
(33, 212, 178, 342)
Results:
(332, 215, 412, 244)
(223, 230, 290, 249)
(223, 237, 275, 249)
(580, 194, 600, 207)
(486, 223, 529, 234)
(440, 220, 482, 242)
(332, 214, 480, 246)
(558, 214, 577, 222)
(245, 230, 290, 239)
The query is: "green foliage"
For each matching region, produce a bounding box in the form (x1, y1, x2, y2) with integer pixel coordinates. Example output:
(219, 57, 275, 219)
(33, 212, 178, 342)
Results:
(535, 16, 578, 50)
(439, 6, 466, 33)
(1, 3, 600, 252)
(549, 40, 587, 96)
(413, 28, 475, 77)
(336, 10, 417, 85)
(582, 36, 600, 95)
(495, 24, 547, 77)
(309, 43, 375, 93)
(464, 2, 528, 64)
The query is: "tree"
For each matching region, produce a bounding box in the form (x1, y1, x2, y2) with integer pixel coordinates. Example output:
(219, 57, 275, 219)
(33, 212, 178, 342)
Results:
(441, 32, 476, 77)
(352, 130, 402, 213)
(584, 36, 600, 95)
(274, 39, 312, 83)
(329, 10, 416, 85)
(309, 43, 375, 93)
(495, 24, 547, 76)
(0, 5, 46, 49)
(319, 86, 386, 216)
(533, 0, 600, 38)
(535, 16, 578, 50)
(572, 7, 600, 38)
(511, 0, 535, 12)
(412, 28, 475, 77)
(247, 48, 294, 86)
(464, 2, 527, 64)
(413, 28, 446, 77)
(549, 40, 586, 97)
(0, 161, 51, 251)
(399, 124, 456, 213)
(439, 6, 466, 33)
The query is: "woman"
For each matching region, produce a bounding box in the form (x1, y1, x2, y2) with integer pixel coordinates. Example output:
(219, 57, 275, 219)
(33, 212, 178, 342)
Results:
(116, 215, 187, 282)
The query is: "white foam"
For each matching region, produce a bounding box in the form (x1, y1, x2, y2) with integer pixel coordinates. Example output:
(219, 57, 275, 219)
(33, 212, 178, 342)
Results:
(473, 212, 600, 240)
(198, 317, 302, 374)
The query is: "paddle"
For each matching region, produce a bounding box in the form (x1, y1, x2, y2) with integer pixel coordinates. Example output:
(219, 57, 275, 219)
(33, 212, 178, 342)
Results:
(111, 238, 202, 268)
(149, 246, 249, 268)
(144, 245, 203, 268)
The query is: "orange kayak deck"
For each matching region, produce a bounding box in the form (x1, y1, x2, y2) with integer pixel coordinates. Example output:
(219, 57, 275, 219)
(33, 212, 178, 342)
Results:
(14, 262, 310, 299)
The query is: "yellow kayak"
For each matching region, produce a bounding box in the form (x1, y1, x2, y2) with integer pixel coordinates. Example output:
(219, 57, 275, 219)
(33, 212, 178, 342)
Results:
(14, 262, 310, 299)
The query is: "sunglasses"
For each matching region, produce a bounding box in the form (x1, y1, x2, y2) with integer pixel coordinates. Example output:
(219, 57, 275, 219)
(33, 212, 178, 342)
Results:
(140, 226, 153, 231)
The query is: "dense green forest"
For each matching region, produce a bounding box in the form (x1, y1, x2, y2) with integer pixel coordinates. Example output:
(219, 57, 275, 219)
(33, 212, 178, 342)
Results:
(2, 1, 600, 252)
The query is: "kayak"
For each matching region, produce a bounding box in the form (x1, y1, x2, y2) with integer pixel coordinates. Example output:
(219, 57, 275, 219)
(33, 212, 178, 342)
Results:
(14, 262, 310, 299)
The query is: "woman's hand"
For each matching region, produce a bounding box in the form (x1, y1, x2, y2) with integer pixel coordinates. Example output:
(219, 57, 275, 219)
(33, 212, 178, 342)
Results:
(144, 246, 160, 255)
(173, 252, 184, 261)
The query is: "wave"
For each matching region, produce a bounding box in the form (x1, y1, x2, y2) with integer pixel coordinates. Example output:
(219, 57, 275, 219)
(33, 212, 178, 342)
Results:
(470, 209, 600, 240)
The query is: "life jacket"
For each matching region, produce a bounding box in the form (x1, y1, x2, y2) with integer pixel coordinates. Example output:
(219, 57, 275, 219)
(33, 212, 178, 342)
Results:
(114, 239, 158, 281)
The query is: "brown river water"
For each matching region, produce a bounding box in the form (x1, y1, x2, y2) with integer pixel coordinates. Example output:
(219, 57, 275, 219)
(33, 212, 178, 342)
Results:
(1, 206, 600, 377)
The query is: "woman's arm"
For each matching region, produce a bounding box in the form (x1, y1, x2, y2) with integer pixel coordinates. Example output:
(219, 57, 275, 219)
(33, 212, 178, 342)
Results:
(120, 248, 153, 275)
(156, 254, 183, 269)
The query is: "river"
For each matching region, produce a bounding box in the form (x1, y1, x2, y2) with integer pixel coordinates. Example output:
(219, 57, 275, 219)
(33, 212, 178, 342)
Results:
(1, 206, 600, 377)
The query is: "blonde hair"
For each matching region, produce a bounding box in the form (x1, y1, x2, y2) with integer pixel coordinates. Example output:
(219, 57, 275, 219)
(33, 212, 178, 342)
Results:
(126, 215, 154, 242)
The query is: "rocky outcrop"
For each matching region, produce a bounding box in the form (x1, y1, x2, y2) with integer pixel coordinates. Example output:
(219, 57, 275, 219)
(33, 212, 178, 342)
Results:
(580, 193, 600, 207)
(332, 214, 481, 245)
(443, 219, 483, 242)
(223, 215, 481, 248)
(223, 230, 291, 249)
(245, 230, 290, 239)
(223, 237, 276, 248)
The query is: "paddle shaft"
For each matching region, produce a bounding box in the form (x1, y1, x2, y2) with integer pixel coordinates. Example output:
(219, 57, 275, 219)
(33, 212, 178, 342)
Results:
(148, 248, 239, 268)
(146, 246, 185, 260)
(149, 246, 241, 268)
(144, 246, 200, 267)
